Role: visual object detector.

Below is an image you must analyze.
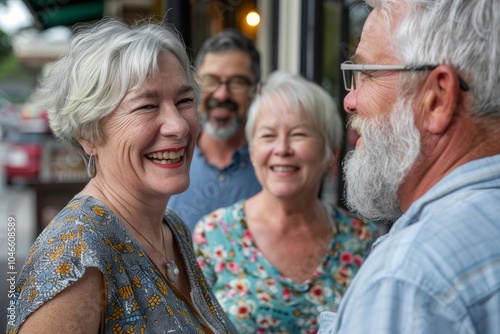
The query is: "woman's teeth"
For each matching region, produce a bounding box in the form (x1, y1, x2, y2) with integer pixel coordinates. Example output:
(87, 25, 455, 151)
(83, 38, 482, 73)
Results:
(272, 166, 297, 172)
(147, 149, 185, 164)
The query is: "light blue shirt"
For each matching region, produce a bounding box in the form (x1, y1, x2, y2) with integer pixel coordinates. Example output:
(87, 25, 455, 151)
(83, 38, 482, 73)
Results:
(318, 154, 500, 334)
(168, 144, 261, 231)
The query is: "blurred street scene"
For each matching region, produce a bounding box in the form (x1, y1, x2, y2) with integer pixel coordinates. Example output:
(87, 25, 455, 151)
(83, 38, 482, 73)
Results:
(0, 1, 88, 330)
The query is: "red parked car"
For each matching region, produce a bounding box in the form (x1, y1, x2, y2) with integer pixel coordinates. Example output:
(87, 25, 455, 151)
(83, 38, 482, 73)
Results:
(4, 131, 47, 184)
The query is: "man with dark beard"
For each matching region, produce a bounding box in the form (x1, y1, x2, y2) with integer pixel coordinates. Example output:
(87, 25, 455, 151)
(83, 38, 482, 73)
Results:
(318, 0, 500, 333)
(168, 29, 262, 231)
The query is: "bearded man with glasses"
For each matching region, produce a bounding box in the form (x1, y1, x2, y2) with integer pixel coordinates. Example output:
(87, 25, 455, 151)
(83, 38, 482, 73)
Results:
(318, 0, 500, 333)
(168, 29, 262, 231)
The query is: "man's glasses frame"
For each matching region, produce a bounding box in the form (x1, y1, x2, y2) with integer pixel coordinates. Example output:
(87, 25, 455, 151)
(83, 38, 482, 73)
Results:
(341, 61, 469, 92)
(201, 74, 255, 95)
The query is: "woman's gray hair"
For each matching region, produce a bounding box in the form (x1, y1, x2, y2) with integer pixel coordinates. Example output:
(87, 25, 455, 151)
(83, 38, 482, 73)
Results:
(40, 18, 200, 155)
(245, 71, 343, 160)
(366, 0, 500, 117)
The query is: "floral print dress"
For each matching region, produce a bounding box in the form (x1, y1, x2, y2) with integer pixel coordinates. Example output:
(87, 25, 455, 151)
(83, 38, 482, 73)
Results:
(193, 200, 378, 334)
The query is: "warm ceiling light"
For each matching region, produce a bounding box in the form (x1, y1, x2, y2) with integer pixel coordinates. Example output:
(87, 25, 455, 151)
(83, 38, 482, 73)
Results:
(246, 11, 260, 27)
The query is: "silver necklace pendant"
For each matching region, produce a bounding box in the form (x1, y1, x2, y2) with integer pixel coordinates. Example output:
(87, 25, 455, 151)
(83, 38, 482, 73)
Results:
(166, 260, 179, 282)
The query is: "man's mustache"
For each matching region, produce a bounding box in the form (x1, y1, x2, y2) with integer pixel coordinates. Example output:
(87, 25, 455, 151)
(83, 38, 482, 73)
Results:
(206, 99, 239, 111)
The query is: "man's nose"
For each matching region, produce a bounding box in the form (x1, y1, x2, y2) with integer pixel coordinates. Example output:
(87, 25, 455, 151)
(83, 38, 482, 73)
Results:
(211, 81, 231, 100)
(344, 90, 357, 114)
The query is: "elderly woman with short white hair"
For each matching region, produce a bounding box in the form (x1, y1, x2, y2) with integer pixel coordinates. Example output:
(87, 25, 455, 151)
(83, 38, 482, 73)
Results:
(9, 18, 238, 334)
(193, 70, 378, 333)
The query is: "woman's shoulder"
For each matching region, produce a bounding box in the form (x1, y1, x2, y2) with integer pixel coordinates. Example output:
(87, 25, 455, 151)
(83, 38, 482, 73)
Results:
(196, 200, 245, 229)
(39, 194, 116, 241)
(192, 200, 247, 243)
(37, 194, 97, 239)
(21, 194, 129, 286)
(12, 194, 115, 328)
(332, 206, 379, 244)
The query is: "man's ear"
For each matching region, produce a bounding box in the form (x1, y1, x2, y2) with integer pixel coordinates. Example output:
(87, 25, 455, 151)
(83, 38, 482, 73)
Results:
(422, 65, 460, 134)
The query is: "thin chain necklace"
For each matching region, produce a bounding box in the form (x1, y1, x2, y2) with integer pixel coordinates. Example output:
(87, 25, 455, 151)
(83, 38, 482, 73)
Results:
(122, 217, 180, 282)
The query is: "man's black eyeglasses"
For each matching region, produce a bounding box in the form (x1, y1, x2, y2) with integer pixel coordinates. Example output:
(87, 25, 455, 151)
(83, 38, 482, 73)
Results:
(201, 74, 255, 95)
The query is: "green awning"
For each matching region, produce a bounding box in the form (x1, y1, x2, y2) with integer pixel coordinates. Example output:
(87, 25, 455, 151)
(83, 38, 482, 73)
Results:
(22, 0, 104, 30)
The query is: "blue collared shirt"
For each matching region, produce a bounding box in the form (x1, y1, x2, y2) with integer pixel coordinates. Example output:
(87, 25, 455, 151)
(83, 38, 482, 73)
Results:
(168, 144, 261, 231)
(318, 154, 500, 334)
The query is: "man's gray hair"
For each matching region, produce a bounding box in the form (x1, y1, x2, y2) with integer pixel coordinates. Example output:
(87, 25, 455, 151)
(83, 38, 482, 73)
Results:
(195, 29, 261, 83)
(367, 0, 500, 118)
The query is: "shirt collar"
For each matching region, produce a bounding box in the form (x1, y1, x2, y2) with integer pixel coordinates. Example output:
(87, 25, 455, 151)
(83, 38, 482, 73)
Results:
(375, 154, 500, 248)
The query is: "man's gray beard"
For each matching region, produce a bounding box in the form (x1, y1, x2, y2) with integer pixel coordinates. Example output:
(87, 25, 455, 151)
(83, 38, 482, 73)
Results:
(202, 114, 242, 140)
(343, 97, 421, 222)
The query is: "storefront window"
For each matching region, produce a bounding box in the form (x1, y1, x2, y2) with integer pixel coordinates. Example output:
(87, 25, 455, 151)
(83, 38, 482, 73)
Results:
(320, 0, 370, 206)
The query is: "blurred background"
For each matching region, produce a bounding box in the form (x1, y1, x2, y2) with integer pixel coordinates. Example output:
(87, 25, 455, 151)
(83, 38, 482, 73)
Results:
(0, 0, 370, 329)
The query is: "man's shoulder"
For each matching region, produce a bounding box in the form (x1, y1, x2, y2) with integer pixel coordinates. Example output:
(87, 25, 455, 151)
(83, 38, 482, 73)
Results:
(188, 145, 210, 169)
(360, 194, 500, 304)
(379, 200, 500, 268)
(395, 168, 500, 264)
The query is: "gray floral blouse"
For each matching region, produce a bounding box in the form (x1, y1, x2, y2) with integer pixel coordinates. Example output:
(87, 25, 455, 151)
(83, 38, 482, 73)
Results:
(8, 195, 238, 334)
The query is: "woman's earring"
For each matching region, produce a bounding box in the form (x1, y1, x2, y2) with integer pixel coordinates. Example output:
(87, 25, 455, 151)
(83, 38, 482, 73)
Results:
(87, 153, 96, 178)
